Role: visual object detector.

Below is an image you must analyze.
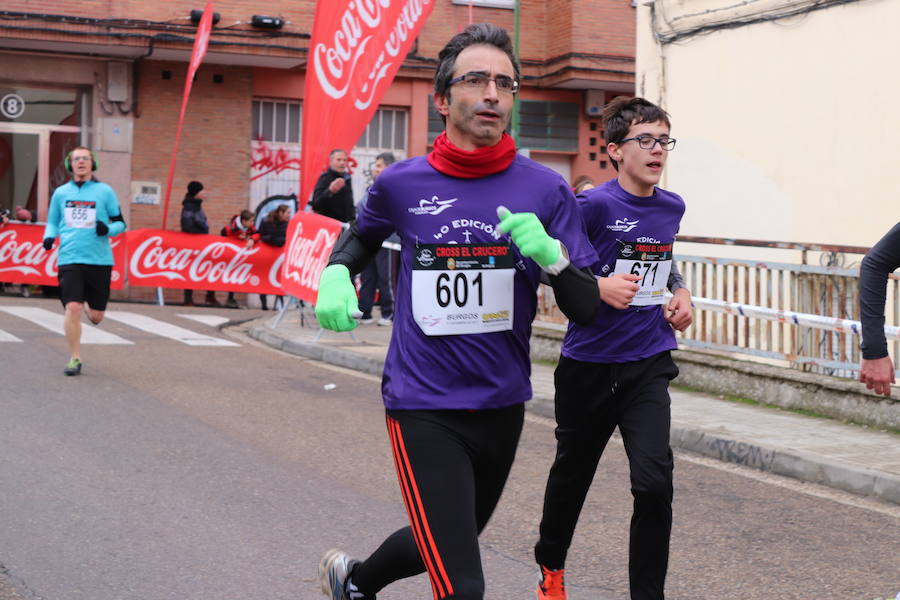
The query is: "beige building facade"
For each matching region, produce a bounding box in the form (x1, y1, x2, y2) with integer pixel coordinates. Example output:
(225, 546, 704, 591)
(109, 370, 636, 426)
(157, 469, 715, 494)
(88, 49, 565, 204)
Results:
(635, 0, 899, 253)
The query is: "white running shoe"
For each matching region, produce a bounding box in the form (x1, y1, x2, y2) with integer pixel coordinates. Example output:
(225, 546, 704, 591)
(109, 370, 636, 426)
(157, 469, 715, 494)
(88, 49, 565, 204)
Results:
(318, 548, 359, 600)
(377, 318, 392, 326)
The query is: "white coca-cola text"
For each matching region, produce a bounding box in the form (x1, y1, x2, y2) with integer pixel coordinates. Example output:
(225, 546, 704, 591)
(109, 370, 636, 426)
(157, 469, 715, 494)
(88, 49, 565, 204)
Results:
(130, 236, 256, 284)
(283, 224, 337, 291)
(0, 229, 57, 277)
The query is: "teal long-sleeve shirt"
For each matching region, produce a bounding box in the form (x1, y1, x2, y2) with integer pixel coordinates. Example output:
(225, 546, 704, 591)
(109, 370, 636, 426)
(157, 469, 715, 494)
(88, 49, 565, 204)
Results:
(43, 179, 126, 266)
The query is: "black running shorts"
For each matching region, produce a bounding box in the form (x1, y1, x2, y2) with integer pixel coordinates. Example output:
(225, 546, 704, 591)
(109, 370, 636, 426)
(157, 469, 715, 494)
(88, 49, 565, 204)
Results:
(58, 264, 113, 311)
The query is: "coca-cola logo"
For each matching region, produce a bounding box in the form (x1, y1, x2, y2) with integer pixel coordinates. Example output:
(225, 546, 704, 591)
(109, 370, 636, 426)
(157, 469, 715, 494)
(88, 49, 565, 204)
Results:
(283, 223, 338, 291)
(130, 236, 260, 286)
(312, 0, 431, 109)
(0, 229, 57, 277)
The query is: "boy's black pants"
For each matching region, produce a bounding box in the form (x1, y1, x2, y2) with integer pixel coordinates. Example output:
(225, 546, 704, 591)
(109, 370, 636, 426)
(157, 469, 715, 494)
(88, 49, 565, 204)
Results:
(534, 351, 679, 600)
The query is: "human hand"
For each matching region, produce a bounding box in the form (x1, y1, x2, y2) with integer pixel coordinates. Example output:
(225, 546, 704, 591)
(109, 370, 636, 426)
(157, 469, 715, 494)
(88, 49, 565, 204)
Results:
(859, 356, 895, 397)
(328, 178, 346, 194)
(315, 264, 362, 331)
(245, 238, 255, 249)
(43, 237, 54, 251)
(96, 221, 109, 236)
(496, 206, 560, 268)
(599, 273, 640, 309)
(665, 288, 693, 331)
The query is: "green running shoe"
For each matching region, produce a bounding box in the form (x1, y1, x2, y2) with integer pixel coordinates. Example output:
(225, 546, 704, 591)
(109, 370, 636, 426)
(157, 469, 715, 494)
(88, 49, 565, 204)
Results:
(64, 358, 82, 376)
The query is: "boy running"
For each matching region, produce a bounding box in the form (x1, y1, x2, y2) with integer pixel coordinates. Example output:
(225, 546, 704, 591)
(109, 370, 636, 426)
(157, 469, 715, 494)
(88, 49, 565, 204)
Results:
(534, 97, 692, 600)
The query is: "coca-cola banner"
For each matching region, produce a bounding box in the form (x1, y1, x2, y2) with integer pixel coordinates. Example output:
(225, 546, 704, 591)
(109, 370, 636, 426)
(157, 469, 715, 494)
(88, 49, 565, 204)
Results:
(0, 223, 125, 289)
(126, 229, 284, 294)
(280, 211, 343, 303)
(299, 0, 434, 208)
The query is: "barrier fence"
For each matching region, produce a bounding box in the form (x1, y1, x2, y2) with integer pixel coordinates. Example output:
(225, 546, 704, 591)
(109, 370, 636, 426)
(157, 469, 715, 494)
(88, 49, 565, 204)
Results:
(537, 235, 900, 380)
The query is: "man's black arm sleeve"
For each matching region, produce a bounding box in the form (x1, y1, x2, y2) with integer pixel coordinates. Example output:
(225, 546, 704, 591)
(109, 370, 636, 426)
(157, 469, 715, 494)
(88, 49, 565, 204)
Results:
(859, 222, 900, 359)
(547, 264, 600, 326)
(326, 220, 383, 276)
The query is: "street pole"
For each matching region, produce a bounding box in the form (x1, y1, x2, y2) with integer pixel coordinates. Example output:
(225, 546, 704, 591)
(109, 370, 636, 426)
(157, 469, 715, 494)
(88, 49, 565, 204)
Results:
(512, 0, 521, 147)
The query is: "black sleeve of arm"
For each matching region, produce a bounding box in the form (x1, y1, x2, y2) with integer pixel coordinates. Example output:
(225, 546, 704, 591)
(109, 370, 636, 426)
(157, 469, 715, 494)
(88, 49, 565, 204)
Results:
(668, 259, 687, 293)
(547, 264, 600, 326)
(310, 174, 330, 209)
(110, 213, 126, 227)
(326, 220, 383, 276)
(859, 222, 900, 359)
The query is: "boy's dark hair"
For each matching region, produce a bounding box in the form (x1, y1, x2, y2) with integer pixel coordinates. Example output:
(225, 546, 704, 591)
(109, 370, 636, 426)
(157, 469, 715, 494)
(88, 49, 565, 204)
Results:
(603, 96, 671, 171)
(375, 151, 397, 165)
(240, 209, 254, 221)
(434, 23, 520, 105)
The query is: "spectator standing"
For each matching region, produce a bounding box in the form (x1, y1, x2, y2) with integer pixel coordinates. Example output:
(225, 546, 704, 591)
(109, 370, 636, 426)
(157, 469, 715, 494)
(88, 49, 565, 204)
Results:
(220, 209, 259, 308)
(357, 152, 397, 325)
(858, 221, 900, 397)
(311, 149, 355, 223)
(179, 180, 219, 307)
(41, 146, 126, 376)
(258, 204, 291, 310)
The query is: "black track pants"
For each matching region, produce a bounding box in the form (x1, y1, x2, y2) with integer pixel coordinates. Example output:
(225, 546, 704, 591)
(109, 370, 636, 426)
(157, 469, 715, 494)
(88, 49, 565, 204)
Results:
(534, 351, 679, 600)
(352, 404, 525, 600)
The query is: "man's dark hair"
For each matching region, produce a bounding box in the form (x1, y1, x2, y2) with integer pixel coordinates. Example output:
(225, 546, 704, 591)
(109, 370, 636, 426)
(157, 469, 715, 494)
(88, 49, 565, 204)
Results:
(329, 148, 347, 158)
(433, 23, 520, 100)
(603, 96, 671, 171)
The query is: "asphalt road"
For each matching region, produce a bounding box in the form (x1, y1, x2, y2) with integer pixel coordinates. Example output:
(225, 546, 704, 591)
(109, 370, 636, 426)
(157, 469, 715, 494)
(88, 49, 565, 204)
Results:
(1, 298, 898, 599)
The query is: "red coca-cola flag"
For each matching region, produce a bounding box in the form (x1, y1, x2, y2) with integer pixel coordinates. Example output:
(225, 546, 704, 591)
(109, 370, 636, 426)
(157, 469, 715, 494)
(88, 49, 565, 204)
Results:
(0, 223, 125, 289)
(299, 0, 435, 208)
(280, 212, 343, 303)
(160, 2, 214, 230)
(125, 229, 284, 294)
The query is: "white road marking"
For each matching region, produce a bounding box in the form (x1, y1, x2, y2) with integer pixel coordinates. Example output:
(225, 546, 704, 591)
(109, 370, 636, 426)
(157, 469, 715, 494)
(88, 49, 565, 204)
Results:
(177, 314, 230, 327)
(104, 311, 239, 346)
(0, 328, 22, 342)
(0, 306, 133, 344)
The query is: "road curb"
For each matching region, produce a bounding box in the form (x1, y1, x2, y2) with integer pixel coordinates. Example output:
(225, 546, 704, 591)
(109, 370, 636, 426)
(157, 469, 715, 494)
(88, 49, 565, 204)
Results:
(248, 323, 900, 506)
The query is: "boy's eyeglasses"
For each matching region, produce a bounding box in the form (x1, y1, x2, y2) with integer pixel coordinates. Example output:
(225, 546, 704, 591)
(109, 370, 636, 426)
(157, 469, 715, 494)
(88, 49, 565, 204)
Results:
(448, 71, 519, 95)
(619, 136, 677, 151)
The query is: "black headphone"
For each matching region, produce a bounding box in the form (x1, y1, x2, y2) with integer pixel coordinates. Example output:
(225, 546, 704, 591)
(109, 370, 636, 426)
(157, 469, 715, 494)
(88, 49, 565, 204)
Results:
(64, 149, 99, 172)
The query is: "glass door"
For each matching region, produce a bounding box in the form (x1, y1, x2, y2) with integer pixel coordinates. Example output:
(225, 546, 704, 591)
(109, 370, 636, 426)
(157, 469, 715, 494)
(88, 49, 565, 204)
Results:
(0, 130, 39, 221)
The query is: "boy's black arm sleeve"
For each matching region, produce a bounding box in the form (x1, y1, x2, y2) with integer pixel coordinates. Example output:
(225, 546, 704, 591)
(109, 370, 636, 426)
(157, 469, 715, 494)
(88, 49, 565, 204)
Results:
(326, 220, 383, 276)
(859, 222, 900, 359)
(668, 259, 687, 293)
(547, 264, 600, 326)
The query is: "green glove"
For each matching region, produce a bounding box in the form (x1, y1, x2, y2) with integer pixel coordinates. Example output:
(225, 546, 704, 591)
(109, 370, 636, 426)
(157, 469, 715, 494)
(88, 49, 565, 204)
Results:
(496, 205, 561, 268)
(315, 264, 362, 332)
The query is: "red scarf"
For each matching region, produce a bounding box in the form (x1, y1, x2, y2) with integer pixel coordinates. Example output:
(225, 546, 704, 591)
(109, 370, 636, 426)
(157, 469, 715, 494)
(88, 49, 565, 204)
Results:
(427, 132, 517, 178)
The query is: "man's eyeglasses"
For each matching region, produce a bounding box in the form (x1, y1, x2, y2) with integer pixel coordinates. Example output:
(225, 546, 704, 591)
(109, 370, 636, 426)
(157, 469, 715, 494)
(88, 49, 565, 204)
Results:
(619, 135, 677, 151)
(70, 155, 93, 162)
(448, 72, 519, 95)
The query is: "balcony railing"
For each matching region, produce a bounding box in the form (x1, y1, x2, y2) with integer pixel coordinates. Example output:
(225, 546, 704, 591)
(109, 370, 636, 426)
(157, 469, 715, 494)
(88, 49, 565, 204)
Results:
(535, 235, 900, 380)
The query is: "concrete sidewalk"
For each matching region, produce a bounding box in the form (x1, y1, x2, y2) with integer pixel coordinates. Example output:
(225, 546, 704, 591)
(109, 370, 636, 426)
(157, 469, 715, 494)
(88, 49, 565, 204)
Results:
(246, 308, 900, 506)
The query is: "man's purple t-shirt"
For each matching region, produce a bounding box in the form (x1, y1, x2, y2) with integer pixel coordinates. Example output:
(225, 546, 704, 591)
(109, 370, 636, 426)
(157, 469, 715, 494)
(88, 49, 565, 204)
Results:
(562, 178, 686, 364)
(357, 154, 597, 410)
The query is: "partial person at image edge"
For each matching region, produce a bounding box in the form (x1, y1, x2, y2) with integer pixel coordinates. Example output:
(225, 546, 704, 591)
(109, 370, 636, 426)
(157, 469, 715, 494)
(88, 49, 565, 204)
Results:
(858, 221, 900, 397)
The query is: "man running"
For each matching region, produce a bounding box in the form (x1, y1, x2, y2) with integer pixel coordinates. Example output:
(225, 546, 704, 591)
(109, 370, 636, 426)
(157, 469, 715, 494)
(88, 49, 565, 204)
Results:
(534, 97, 692, 600)
(858, 222, 900, 397)
(314, 23, 601, 600)
(43, 147, 126, 376)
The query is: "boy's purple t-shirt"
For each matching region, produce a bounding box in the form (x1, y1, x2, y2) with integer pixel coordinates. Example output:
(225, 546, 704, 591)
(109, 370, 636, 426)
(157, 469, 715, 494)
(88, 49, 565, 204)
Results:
(562, 178, 686, 364)
(357, 154, 597, 411)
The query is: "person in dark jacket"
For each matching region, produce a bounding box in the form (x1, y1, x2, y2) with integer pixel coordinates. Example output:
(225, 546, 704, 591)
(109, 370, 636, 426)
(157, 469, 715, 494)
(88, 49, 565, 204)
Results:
(180, 181, 219, 307)
(258, 204, 291, 310)
(311, 149, 355, 223)
(858, 222, 900, 397)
